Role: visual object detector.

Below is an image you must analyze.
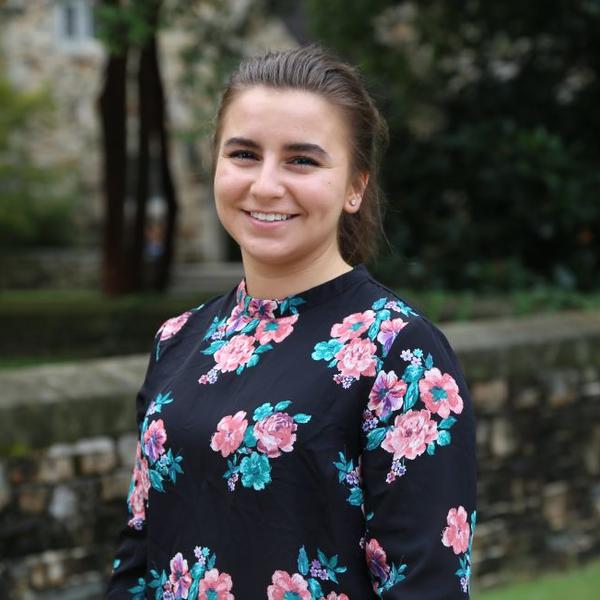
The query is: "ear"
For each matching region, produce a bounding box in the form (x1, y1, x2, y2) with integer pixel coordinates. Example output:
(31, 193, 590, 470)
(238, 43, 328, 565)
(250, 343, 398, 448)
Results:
(344, 171, 370, 214)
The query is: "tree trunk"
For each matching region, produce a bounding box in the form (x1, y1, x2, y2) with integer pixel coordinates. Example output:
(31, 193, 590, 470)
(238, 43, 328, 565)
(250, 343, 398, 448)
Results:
(138, 23, 178, 292)
(98, 0, 131, 295)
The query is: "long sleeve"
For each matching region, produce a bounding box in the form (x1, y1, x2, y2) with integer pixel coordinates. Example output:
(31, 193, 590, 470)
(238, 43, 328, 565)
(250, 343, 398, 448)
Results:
(360, 316, 477, 599)
(106, 336, 159, 599)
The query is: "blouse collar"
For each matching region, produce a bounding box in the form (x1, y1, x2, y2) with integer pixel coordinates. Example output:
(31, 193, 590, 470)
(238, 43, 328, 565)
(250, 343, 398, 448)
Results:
(235, 264, 369, 320)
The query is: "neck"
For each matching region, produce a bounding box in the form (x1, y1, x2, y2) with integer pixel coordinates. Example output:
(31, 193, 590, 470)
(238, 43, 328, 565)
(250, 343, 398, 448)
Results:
(242, 250, 353, 300)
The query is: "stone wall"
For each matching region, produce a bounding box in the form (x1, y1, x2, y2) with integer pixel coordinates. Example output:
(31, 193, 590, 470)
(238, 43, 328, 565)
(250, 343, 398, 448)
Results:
(1, 310, 599, 598)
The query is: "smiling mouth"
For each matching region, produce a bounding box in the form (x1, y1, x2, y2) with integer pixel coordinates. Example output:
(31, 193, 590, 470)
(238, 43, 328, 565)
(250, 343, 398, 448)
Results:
(244, 210, 298, 222)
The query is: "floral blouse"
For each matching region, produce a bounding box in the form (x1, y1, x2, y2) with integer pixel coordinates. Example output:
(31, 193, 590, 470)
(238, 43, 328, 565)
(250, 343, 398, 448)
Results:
(107, 265, 476, 599)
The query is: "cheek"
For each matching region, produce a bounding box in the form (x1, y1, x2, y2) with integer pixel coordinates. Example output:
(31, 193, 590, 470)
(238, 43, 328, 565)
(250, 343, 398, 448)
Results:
(214, 163, 249, 205)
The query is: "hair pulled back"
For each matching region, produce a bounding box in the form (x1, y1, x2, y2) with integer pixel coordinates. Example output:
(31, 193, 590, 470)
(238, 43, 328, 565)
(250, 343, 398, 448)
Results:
(212, 45, 389, 265)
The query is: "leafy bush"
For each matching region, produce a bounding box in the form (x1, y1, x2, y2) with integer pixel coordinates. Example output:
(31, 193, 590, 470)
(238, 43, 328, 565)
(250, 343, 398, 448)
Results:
(307, 0, 600, 291)
(0, 66, 77, 248)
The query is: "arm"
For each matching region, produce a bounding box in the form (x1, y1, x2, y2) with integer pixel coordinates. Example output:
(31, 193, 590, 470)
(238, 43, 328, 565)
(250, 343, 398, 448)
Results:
(361, 317, 477, 598)
(106, 339, 158, 599)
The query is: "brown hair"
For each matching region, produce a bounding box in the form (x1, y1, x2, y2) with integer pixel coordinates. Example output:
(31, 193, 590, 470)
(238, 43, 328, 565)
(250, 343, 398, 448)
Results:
(212, 45, 389, 265)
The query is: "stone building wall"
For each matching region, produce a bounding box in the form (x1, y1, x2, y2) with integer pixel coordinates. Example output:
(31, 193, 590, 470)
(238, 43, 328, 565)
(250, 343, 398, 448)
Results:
(0, 0, 296, 262)
(1, 311, 599, 598)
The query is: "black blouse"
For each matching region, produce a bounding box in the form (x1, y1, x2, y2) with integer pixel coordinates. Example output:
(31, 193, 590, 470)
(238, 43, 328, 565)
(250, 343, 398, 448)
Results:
(108, 265, 476, 599)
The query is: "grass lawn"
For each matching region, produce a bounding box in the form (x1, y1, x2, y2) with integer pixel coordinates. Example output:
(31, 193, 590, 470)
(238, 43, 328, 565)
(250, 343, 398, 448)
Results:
(476, 558, 600, 599)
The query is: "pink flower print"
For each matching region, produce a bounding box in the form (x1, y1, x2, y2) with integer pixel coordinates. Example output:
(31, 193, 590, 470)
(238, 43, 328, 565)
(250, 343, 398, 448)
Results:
(326, 594, 349, 600)
(254, 412, 298, 458)
(419, 367, 464, 418)
(331, 310, 376, 342)
(365, 538, 390, 584)
(211, 411, 248, 457)
(143, 419, 167, 463)
(376, 318, 407, 355)
(197, 568, 234, 599)
(335, 338, 377, 379)
(381, 409, 438, 460)
(247, 297, 278, 319)
(225, 305, 253, 335)
(368, 370, 407, 419)
(442, 506, 471, 555)
(214, 334, 255, 373)
(132, 441, 151, 496)
(158, 311, 192, 341)
(128, 484, 146, 523)
(255, 314, 299, 345)
(267, 571, 311, 600)
(168, 552, 192, 599)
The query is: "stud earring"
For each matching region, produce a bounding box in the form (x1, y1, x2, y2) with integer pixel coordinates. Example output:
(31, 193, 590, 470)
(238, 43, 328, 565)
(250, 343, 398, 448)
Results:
(349, 196, 359, 207)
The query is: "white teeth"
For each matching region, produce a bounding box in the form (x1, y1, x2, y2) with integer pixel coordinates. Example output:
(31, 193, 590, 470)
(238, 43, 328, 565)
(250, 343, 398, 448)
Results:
(250, 211, 292, 222)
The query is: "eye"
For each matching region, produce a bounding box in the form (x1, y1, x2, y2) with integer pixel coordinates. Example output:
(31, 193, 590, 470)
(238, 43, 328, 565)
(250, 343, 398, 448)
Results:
(227, 150, 258, 161)
(289, 156, 319, 167)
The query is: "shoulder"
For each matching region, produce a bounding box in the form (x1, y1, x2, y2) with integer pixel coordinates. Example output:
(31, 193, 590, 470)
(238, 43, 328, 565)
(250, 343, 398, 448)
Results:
(362, 273, 461, 371)
(152, 292, 231, 359)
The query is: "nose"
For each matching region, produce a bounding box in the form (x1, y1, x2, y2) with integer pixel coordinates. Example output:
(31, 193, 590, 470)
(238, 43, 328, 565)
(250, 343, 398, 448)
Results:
(249, 158, 285, 200)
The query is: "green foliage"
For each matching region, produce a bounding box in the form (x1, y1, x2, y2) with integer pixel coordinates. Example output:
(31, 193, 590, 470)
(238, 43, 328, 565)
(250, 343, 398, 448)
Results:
(0, 65, 77, 248)
(307, 0, 600, 291)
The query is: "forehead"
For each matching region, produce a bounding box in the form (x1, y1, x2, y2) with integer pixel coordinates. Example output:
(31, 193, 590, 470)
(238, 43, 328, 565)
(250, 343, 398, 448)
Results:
(220, 86, 350, 149)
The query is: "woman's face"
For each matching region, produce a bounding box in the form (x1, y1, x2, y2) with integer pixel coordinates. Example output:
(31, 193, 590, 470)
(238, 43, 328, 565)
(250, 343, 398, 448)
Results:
(213, 86, 364, 271)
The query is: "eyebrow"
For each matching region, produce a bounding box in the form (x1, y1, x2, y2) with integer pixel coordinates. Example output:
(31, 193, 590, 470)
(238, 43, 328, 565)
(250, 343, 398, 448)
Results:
(223, 137, 331, 159)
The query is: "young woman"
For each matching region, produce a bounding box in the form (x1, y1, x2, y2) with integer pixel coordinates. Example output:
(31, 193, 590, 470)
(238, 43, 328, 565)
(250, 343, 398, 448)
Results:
(108, 45, 476, 599)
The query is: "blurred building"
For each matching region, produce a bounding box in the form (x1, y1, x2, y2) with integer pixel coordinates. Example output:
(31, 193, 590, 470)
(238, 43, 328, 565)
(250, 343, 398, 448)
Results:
(0, 0, 296, 267)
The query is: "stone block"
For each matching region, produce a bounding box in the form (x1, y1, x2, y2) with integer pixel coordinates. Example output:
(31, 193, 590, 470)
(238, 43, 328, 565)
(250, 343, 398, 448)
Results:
(48, 484, 78, 522)
(18, 484, 48, 514)
(471, 379, 509, 413)
(543, 482, 569, 530)
(37, 443, 76, 483)
(75, 437, 116, 475)
(547, 370, 578, 407)
(514, 387, 539, 409)
(490, 417, 517, 457)
(101, 470, 131, 501)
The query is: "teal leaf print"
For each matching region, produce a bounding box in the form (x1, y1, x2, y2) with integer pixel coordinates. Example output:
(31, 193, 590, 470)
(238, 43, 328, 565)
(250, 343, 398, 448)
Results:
(293, 413, 311, 424)
(437, 430, 452, 446)
(366, 427, 389, 450)
(348, 486, 364, 506)
(201, 340, 227, 355)
(312, 339, 344, 361)
(255, 343, 274, 354)
(425, 352, 434, 369)
(274, 400, 292, 412)
(253, 402, 273, 421)
(127, 577, 146, 599)
(403, 381, 419, 410)
(246, 354, 260, 368)
(243, 426, 257, 448)
(327, 358, 338, 368)
(149, 470, 164, 492)
(402, 363, 424, 383)
(372, 297, 387, 310)
(297, 546, 309, 576)
(240, 319, 259, 334)
(308, 578, 323, 600)
(439, 416, 458, 430)
(426, 442, 437, 455)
